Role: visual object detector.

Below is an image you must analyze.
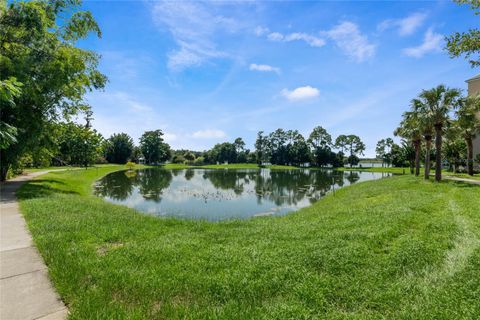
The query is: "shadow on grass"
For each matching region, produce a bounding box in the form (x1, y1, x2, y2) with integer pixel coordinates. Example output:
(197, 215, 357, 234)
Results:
(17, 179, 79, 200)
(449, 181, 480, 188)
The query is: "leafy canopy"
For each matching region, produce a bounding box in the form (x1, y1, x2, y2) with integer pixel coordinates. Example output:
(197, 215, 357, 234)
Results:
(445, 0, 480, 67)
(0, 0, 106, 179)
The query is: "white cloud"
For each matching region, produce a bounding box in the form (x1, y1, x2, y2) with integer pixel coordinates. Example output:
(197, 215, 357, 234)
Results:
(254, 26, 269, 36)
(266, 31, 325, 47)
(257, 22, 373, 61)
(403, 28, 443, 58)
(103, 91, 152, 112)
(249, 63, 280, 74)
(324, 22, 376, 62)
(192, 129, 227, 139)
(267, 32, 284, 42)
(152, 1, 237, 71)
(281, 86, 320, 101)
(379, 12, 427, 36)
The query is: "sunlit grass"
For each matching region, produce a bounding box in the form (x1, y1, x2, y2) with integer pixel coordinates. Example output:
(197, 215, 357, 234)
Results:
(17, 167, 480, 319)
(199, 163, 298, 170)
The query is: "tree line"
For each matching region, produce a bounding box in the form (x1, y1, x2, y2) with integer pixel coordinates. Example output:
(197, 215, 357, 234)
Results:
(2, 0, 479, 180)
(169, 128, 366, 168)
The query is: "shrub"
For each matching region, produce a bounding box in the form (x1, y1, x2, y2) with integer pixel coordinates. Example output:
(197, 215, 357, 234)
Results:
(126, 161, 136, 170)
(193, 156, 205, 166)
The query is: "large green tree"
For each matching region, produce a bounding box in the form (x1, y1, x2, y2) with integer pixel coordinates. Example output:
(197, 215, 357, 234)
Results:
(445, 0, 480, 67)
(104, 133, 134, 164)
(0, 77, 21, 149)
(334, 135, 349, 154)
(57, 122, 103, 168)
(375, 138, 394, 167)
(286, 130, 310, 166)
(205, 142, 237, 164)
(254, 131, 268, 165)
(344, 135, 366, 167)
(0, 0, 106, 180)
(308, 126, 332, 167)
(139, 130, 171, 165)
(456, 94, 480, 175)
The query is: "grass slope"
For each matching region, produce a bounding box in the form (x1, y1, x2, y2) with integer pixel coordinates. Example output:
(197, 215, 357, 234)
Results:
(18, 167, 480, 319)
(199, 163, 298, 170)
(338, 167, 480, 181)
(337, 167, 413, 174)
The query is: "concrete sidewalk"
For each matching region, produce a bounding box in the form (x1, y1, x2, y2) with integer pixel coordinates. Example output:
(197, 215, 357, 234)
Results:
(444, 176, 480, 185)
(1, 172, 67, 320)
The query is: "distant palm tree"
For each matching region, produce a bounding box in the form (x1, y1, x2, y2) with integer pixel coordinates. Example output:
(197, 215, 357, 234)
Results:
(456, 94, 480, 176)
(413, 85, 462, 181)
(395, 111, 422, 176)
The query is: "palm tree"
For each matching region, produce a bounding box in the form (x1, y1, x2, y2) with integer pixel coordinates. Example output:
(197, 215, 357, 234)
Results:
(395, 111, 422, 176)
(418, 111, 434, 180)
(410, 99, 435, 180)
(413, 85, 462, 181)
(456, 94, 480, 176)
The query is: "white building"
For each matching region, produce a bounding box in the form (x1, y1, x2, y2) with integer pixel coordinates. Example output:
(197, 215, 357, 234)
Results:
(466, 74, 480, 161)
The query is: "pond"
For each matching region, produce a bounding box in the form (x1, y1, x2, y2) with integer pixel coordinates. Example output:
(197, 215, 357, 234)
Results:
(94, 168, 391, 221)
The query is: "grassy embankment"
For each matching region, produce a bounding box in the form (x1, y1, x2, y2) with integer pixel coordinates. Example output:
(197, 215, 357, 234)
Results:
(338, 166, 480, 181)
(337, 166, 413, 174)
(17, 165, 480, 319)
(198, 163, 298, 170)
(20, 163, 297, 173)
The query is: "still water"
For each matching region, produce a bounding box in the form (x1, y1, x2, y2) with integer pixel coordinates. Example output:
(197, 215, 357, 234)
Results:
(94, 168, 391, 221)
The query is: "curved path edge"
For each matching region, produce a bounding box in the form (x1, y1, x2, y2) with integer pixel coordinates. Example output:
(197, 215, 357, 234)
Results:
(443, 176, 480, 185)
(1, 171, 68, 320)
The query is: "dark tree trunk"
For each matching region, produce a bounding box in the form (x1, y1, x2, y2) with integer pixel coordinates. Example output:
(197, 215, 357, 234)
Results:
(414, 140, 421, 177)
(466, 136, 474, 176)
(0, 150, 11, 181)
(434, 124, 443, 182)
(424, 137, 432, 180)
(0, 163, 9, 182)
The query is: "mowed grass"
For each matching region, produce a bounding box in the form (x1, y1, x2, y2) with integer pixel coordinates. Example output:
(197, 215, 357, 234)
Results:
(18, 166, 480, 319)
(337, 167, 414, 174)
(338, 166, 480, 181)
(199, 163, 298, 170)
(444, 172, 480, 181)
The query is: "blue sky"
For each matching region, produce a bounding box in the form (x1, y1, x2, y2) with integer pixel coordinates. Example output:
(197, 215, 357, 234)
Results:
(80, 0, 478, 157)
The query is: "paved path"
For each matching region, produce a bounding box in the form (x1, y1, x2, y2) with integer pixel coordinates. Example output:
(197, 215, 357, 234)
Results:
(444, 176, 480, 185)
(1, 172, 68, 320)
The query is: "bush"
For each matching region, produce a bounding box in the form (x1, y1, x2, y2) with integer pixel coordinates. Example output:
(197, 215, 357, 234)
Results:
(172, 154, 186, 164)
(193, 156, 205, 166)
(126, 161, 136, 170)
(95, 156, 108, 164)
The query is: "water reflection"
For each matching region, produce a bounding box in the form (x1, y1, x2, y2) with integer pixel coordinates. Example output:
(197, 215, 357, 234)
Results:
(94, 168, 389, 220)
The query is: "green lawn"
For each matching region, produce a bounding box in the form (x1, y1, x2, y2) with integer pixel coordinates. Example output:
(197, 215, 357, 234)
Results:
(161, 163, 297, 170)
(443, 172, 480, 181)
(338, 166, 480, 181)
(18, 167, 480, 319)
(337, 166, 413, 174)
(23, 166, 77, 173)
(199, 163, 298, 170)
(18, 163, 296, 177)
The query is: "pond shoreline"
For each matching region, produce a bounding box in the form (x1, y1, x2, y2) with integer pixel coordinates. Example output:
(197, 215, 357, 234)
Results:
(93, 167, 391, 221)
(15, 165, 480, 318)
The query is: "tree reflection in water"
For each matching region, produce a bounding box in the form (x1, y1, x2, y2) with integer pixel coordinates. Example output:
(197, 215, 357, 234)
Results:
(94, 168, 388, 220)
(94, 170, 134, 200)
(95, 169, 173, 202)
